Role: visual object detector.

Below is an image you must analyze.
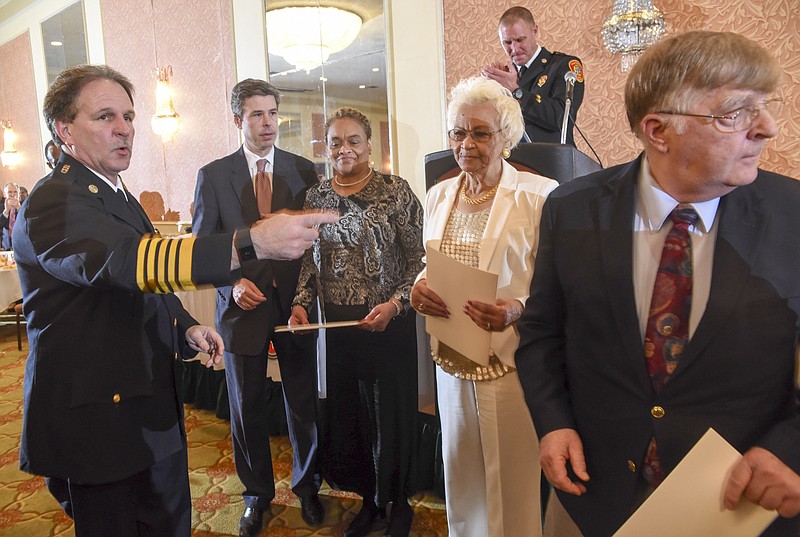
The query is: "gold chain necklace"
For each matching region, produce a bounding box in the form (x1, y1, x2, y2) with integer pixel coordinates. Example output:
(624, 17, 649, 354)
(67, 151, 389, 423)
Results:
(459, 181, 499, 205)
(334, 169, 373, 187)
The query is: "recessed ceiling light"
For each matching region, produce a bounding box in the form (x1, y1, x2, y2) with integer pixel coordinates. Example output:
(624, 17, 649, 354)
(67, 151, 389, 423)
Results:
(358, 84, 366, 89)
(371, 67, 379, 72)
(50, 41, 63, 47)
(319, 77, 328, 81)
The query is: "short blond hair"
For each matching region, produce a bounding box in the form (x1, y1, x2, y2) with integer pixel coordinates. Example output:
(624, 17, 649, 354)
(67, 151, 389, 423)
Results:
(625, 31, 781, 136)
(447, 77, 524, 148)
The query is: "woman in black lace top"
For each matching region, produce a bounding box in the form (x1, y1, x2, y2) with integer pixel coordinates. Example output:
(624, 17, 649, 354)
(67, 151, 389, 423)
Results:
(290, 107, 424, 537)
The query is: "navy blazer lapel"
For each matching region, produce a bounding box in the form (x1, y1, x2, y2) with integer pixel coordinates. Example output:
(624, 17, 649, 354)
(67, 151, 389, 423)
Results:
(593, 158, 651, 391)
(671, 184, 765, 377)
(230, 147, 259, 224)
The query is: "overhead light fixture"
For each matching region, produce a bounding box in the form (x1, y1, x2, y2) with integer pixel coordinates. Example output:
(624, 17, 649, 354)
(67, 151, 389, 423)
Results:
(602, 0, 666, 72)
(266, 6, 362, 72)
(1, 120, 21, 169)
(50, 40, 63, 47)
(151, 66, 180, 142)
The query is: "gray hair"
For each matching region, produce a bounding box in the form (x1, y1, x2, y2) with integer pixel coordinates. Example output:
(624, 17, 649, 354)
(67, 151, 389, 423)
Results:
(626, 31, 781, 136)
(447, 76, 524, 148)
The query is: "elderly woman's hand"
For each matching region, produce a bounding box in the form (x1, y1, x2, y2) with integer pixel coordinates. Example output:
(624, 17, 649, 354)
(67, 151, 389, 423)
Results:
(288, 305, 312, 335)
(464, 298, 524, 332)
(411, 279, 449, 318)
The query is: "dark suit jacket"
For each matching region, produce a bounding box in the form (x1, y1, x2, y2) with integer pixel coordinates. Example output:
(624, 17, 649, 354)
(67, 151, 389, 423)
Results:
(516, 156, 800, 536)
(14, 153, 234, 484)
(515, 48, 585, 145)
(0, 209, 13, 250)
(193, 146, 317, 355)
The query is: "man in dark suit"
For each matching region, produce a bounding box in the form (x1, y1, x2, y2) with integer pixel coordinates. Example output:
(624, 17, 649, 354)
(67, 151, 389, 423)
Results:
(481, 6, 585, 145)
(14, 64, 336, 537)
(0, 182, 21, 249)
(516, 31, 800, 537)
(193, 78, 324, 537)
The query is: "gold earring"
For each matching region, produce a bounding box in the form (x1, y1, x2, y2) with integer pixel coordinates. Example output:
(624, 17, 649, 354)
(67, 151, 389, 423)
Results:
(501, 148, 511, 159)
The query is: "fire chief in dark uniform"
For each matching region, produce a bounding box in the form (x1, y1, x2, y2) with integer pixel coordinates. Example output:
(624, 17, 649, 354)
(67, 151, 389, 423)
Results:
(13, 64, 337, 537)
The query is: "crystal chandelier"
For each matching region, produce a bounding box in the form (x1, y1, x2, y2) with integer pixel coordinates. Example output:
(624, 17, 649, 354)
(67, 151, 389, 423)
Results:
(602, 0, 666, 72)
(266, 6, 362, 72)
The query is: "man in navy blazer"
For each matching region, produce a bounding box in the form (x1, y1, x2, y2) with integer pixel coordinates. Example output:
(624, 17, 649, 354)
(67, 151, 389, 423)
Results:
(516, 31, 800, 537)
(193, 79, 323, 537)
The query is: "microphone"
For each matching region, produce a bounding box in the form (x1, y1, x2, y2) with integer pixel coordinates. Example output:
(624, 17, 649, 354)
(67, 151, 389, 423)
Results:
(560, 71, 578, 145)
(564, 71, 577, 102)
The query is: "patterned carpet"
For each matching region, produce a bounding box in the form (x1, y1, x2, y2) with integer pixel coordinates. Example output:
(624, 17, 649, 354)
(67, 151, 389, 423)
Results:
(0, 329, 448, 536)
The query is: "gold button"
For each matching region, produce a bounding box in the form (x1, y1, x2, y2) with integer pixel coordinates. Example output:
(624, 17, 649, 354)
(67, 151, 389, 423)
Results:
(174, 353, 178, 360)
(112, 393, 121, 403)
(173, 318, 177, 327)
(651, 406, 665, 418)
(627, 460, 637, 472)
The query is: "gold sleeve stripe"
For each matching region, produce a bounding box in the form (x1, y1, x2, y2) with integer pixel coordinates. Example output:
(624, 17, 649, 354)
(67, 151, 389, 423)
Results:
(136, 235, 198, 293)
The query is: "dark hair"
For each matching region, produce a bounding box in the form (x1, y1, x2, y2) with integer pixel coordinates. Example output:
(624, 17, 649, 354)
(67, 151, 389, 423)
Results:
(43, 65, 135, 145)
(323, 107, 372, 142)
(230, 79, 282, 118)
(499, 6, 535, 28)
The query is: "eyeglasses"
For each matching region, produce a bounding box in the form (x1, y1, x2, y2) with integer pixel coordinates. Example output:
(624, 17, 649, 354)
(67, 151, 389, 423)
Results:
(657, 99, 783, 133)
(447, 128, 502, 143)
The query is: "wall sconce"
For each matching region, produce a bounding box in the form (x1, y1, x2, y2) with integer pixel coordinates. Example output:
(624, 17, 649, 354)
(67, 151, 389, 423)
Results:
(602, 0, 666, 72)
(151, 66, 180, 142)
(266, 6, 362, 72)
(1, 120, 21, 169)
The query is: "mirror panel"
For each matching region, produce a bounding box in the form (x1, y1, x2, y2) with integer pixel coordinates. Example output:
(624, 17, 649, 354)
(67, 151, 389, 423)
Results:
(41, 1, 88, 86)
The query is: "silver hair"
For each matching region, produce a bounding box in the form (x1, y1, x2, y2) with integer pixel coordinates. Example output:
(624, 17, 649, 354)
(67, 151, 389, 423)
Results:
(447, 76, 524, 148)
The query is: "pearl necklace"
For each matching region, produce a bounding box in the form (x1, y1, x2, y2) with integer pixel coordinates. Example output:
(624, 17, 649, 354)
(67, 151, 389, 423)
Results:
(459, 181, 499, 205)
(334, 169, 373, 188)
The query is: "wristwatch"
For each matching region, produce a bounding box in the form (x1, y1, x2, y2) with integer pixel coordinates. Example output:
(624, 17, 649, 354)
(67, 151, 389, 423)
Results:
(235, 228, 257, 263)
(513, 88, 524, 100)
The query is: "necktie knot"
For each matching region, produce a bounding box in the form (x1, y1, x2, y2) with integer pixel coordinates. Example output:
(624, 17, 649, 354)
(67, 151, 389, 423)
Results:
(517, 65, 528, 80)
(670, 206, 698, 229)
(256, 158, 268, 173)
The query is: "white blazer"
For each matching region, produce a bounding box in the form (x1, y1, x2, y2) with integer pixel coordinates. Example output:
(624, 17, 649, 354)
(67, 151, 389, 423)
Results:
(418, 159, 558, 368)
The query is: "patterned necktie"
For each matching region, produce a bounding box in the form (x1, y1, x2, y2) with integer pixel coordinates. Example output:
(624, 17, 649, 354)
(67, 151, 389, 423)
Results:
(642, 205, 698, 486)
(518, 64, 528, 80)
(255, 158, 272, 219)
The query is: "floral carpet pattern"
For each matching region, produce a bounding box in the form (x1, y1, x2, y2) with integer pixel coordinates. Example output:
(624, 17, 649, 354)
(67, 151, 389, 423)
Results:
(0, 330, 448, 536)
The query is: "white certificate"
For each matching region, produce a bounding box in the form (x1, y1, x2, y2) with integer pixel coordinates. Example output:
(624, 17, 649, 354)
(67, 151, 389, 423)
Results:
(614, 428, 778, 537)
(425, 241, 498, 365)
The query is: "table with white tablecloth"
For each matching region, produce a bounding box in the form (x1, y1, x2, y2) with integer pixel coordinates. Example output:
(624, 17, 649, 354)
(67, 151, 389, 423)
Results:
(0, 266, 22, 308)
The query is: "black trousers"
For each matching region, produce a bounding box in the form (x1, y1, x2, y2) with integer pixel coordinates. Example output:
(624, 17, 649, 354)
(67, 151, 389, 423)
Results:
(47, 448, 191, 537)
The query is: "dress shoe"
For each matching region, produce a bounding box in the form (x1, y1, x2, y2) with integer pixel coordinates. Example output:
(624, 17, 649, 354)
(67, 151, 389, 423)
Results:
(344, 501, 379, 537)
(384, 500, 413, 537)
(299, 493, 325, 526)
(238, 505, 268, 537)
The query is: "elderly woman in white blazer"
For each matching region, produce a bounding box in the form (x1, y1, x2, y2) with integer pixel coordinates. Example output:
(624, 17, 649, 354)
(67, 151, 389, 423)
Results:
(411, 77, 558, 537)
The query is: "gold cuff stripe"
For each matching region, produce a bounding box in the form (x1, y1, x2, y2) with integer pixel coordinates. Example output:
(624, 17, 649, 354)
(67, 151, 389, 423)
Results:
(136, 235, 197, 293)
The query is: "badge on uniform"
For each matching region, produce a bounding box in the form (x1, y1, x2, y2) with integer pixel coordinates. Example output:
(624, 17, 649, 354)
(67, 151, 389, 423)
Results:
(569, 59, 585, 83)
(88, 184, 99, 194)
(60, 164, 70, 173)
(541, 57, 548, 64)
(535, 94, 542, 103)
(537, 75, 547, 87)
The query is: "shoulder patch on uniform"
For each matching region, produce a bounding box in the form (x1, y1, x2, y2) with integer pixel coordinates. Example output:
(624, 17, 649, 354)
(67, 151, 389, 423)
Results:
(60, 164, 70, 173)
(537, 74, 548, 87)
(569, 59, 584, 83)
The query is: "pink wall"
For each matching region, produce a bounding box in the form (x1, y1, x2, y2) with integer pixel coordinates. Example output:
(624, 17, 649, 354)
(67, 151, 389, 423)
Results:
(0, 32, 45, 191)
(100, 0, 239, 221)
(442, 0, 800, 178)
